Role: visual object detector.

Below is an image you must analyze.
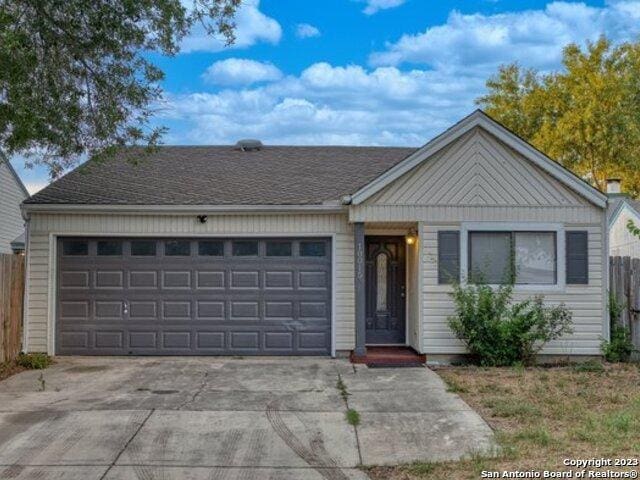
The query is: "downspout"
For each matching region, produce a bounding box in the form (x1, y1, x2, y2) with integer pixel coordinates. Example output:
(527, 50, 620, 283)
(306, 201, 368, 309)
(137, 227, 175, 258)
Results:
(20, 205, 30, 353)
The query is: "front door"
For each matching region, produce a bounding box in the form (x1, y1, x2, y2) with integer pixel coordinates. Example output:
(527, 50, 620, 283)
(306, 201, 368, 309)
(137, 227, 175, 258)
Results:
(365, 236, 406, 344)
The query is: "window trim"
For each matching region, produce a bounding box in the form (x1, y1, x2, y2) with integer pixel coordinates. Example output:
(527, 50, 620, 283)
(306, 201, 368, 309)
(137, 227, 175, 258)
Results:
(460, 222, 566, 292)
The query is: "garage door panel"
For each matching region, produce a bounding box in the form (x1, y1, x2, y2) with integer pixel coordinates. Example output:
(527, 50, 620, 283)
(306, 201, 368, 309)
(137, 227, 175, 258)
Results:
(57, 237, 331, 355)
(230, 271, 260, 289)
(59, 301, 90, 320)
(129, 301, 158, 319)
(95, 301, 123, 319)
(60, 271, 90, 289)
(95, 271, 124, 289)
(129, 271, 158, 289)
(264, 271, 294, 289)
(162, 271, 192, 289)
(196, 271, 225, 289)
(129, 331, 158, 348)
(95, 331, 123, 348)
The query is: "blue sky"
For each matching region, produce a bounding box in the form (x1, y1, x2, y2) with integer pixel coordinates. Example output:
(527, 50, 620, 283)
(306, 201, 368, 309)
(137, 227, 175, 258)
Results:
(13, 0, 640, 193)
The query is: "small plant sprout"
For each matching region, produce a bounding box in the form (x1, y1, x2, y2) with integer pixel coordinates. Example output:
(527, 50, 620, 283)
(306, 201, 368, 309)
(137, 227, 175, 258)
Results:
(345, 408, 360, 426)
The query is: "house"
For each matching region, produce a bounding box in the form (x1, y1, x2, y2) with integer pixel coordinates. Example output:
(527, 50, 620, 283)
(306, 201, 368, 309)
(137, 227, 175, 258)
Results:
(607, 179, 640, 258)
(0, 155, 28, 254)
(20, 110, 609, 360)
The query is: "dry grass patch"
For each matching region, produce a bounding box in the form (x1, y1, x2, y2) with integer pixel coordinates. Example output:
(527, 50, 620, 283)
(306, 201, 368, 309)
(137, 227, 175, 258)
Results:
(367, 362, 640, 480)
(0, 360, 26, 382)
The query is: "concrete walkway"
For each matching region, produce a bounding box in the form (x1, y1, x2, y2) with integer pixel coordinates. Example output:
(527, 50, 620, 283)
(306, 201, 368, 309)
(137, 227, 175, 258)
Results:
(0, 357, 495, 479)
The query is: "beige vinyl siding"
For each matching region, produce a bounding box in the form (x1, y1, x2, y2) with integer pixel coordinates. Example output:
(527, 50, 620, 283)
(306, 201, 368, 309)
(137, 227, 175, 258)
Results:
(0, 161, 27, 253)
(355, 124, 607, 356)
(421, 224, 605, 355)
(609, 205, 640, 258)
(25, 212, 355, 354)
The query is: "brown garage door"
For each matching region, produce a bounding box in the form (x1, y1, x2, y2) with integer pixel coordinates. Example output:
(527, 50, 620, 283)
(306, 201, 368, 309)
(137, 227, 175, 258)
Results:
(56, 237, 332, 355)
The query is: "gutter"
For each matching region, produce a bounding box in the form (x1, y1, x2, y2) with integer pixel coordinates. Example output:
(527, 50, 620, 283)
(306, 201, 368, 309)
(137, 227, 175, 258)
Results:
(21, 203, 347, 215)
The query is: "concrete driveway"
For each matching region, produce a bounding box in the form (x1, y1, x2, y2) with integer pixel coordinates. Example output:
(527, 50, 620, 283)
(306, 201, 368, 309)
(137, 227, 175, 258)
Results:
(0, 357, 494, 479)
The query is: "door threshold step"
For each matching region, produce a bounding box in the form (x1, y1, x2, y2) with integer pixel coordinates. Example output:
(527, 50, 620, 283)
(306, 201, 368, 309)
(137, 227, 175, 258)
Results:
(350, 346, 426, 365)
(366, 362, 424, 368)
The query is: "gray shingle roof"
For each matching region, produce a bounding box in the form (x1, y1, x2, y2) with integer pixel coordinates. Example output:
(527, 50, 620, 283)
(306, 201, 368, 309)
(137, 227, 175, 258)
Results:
(25, 146, 416, 205)
(608, 195, 640, 223)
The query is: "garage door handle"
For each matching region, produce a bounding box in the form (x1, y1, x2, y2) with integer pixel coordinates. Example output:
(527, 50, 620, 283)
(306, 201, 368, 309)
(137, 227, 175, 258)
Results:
(123, 302, 129, 315)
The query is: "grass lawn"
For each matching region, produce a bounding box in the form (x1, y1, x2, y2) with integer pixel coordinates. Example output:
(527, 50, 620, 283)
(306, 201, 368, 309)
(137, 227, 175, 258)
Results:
(367, 362, 640, 480)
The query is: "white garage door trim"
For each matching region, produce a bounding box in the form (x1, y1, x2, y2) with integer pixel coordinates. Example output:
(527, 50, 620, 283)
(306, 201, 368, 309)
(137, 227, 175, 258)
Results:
(46, 232, 337, 357)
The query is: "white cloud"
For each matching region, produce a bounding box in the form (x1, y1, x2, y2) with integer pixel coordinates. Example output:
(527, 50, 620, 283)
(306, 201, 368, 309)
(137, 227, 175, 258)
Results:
(361, 0, 406, 15)
(370, 0, 640, 71)
(202, 58, 282, 86)
(296, 23, 321, 39)
(24, 181, 48, 195)
(160, 62, 479, 146)
(181, 0, 281, 53)
(157, 1, 640, 149)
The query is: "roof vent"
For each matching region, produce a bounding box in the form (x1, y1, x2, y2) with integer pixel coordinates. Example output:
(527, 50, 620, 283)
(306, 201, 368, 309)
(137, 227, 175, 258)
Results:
(235, 139, 263, 151)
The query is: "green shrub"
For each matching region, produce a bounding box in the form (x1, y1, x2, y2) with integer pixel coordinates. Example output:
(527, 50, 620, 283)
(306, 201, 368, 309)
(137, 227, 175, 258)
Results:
(602, 324, 634, 363)
(448, 282, 573, 366)
(602, 292, 635, 363)
(16, 353, 52, 370)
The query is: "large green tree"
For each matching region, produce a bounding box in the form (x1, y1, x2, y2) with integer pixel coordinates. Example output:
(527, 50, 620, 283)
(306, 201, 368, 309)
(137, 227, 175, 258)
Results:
(0, 0, 239, 177)
(478, 37, 640, 195)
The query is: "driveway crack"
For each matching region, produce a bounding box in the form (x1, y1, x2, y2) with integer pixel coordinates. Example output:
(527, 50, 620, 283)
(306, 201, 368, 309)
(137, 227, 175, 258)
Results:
(98, 409, 154, 480)
(336, 367, 363, 467)
(178, 371, 209, 410)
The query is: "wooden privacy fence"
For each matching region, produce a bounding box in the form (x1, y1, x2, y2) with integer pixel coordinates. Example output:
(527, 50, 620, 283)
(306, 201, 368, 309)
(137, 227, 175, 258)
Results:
(609, 256, 640, 351)
(0, 254, 25, 363)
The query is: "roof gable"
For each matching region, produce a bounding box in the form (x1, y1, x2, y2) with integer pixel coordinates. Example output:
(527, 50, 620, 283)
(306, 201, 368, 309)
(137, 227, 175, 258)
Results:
(608, 197, 640, 226)
(367, 127, 588, 207)
(350, 110, 607, 209)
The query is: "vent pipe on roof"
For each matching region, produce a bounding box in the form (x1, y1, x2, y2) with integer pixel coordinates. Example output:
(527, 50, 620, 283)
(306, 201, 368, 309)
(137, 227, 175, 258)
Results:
(235, 139, 263, 151)
(606, 178, 622, 195)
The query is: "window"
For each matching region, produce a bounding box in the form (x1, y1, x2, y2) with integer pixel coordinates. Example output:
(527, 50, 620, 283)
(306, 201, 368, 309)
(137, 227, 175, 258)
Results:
(266, 241, 292, 257)
(97, 240, 122, 256)
(198, 240, 224, 256)
(515, 232, 556, 284)
(300, 241, 326, 257)
(131, 241, 156, 256)
(165, 240, 191, 256)
(469, 231, 556, 285)
(232, 240, 258, 256)
(62, 240, 88, 256)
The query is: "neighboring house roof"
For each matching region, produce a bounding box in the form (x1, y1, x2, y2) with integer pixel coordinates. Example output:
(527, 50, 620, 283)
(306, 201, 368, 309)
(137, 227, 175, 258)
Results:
(24, 146, 415, 206)
(350, 110, 608, 208)
(608, 195, 640, 225)
(10, 232, 25, 253)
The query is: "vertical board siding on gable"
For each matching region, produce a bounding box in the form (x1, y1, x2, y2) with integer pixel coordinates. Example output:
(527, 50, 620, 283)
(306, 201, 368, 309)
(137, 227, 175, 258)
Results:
(25, 212, 355, 353)
(366, 128, 586, 207)
(0, 163, 27, 254)
(421, 223, 605, 356)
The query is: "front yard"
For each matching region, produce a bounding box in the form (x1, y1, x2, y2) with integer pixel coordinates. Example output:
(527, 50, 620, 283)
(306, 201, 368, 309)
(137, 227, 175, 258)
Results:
(368, 362, 640, 480)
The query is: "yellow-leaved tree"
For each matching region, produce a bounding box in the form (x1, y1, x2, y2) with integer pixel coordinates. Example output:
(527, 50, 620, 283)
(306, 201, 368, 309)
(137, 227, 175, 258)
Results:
(477, 36, 640, 196)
